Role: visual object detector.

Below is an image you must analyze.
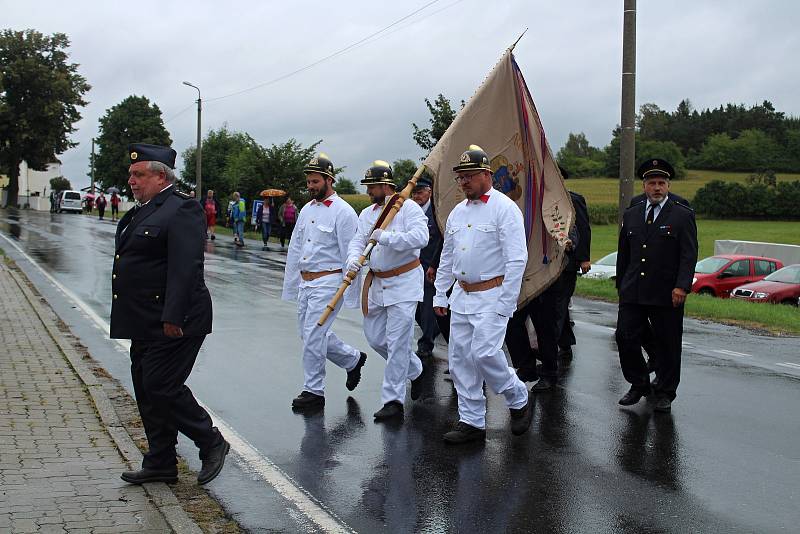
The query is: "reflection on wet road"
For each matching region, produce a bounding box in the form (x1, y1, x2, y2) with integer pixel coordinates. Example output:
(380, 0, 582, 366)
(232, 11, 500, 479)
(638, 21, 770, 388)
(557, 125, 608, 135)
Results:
(2, 208, 798, 533)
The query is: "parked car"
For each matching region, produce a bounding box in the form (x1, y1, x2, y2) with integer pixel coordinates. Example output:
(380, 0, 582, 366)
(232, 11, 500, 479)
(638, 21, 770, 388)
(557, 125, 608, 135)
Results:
(731, 264, 800, 305)
(582, 251, 617, 280)
(56, 190, 83, 213)
(692, 254, 783, 298)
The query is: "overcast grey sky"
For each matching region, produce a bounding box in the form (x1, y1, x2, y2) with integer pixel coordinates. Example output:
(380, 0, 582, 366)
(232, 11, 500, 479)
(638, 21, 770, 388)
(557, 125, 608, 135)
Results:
(4, 0, 799, 187)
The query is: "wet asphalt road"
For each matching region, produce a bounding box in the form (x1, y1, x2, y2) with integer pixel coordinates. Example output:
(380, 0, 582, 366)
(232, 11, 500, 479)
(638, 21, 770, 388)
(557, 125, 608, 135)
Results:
(1, 208, 799, 533)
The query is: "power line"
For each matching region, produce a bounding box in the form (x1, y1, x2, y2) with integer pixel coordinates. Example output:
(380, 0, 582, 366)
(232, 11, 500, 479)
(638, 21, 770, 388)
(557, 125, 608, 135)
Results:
(203, 0, 444, 104)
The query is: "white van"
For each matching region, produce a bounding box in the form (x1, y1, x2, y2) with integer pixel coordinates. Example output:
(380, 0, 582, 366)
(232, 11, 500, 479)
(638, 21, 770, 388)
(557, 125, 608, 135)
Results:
(57, 190, 83, 213)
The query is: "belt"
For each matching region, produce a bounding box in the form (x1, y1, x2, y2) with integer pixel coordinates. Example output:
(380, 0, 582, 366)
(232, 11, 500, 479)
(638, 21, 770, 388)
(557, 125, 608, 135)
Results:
(458, 275, 504, 293)
(301, 269, 342, 281)
(361, 258, 422, 315)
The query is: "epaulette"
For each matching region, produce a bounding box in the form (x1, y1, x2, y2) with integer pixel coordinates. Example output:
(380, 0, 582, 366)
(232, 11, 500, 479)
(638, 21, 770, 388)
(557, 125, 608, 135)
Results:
(174, 190, 192, 199)
(625, 199, 646, 211)
(673, 201, 694, 212)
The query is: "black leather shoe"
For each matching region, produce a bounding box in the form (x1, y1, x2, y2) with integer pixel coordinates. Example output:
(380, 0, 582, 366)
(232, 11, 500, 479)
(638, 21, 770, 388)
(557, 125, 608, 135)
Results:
(198, 439, 230, 485)
(652, 396, 672, 413)
(509, 400, 533, 436)
(516, 367, 538, 383)
(443, 422, 486, 444)
(618, 387, 649, 406)
(557, 347, 574, 360)
(531, 377, 555, 392)
(292, 391, 325, 409)
(346, 353, 367, 391)
(373, 401, 404, 420)
(120, 467, 177, 485)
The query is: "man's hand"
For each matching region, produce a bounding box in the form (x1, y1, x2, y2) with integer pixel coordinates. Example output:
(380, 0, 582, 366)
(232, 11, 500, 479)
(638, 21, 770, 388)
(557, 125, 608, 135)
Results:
(346, 257, 363, 274)
(369, 228, 383, 243)
(434, 306, 448, 317)
(580, 261, 591, 274)
(425, 267, 437, 284)
(672, 288, 687, 308)
(564, 239, 574, 252)
(163, 322, 184, 338)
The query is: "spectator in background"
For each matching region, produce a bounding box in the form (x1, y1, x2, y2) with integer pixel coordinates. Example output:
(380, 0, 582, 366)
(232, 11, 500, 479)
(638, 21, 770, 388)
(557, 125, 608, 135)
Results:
(203, 190, 221, 241)
(231, 192, 246, 247)
(96, 193, 107, 220)
(110, 192, 120, 222)
(279, 196, 297, 250)
(256, 198, 276, 251)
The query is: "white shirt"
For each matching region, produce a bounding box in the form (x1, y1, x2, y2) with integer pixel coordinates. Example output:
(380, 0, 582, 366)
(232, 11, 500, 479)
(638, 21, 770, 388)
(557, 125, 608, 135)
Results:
(644, 194, 669, 223)
(281, 194, 360, 308)
(347, 198, 429, 306)
(434, 187, 528, 317)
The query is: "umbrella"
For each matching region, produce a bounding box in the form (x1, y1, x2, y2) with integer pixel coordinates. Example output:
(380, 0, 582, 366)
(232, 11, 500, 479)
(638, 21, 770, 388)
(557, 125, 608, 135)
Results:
(106, 186, 120, 194)
(260, 188, 287, 197)
(84, 193, 96, 199)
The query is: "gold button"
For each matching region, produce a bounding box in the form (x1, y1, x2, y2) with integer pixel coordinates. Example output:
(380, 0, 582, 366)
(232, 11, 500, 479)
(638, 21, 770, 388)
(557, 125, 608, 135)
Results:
(144, 230, 149, 235)
(155, 295, 159, 300)
(113, 294, 118, 299)
(467, 224, 472, 228)
(640, 272, 645, 276)
(642, 245, 647, 249)
(115, 254, 120, 259)
(112, 274, 116, 280)
(641, 258, 646, 262)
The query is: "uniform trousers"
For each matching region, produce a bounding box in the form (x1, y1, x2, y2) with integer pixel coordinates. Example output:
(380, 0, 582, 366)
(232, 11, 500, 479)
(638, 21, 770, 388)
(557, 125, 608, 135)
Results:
(616, 303, 684, 400)
(414, 280, 441, 354)
(448, 310, 528, 429)
(364, 299, 423, 405)
(557, 270, 578, 350)
(297, 284, 361, 396)
(130, 336, 220, 470)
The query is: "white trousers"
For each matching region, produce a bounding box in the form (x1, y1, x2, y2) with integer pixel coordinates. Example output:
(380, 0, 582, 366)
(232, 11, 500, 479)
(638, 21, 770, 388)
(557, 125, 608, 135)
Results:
(448, 310, 528, 429)
(297, 285, 360, 396)
(363, 299, 423, 405)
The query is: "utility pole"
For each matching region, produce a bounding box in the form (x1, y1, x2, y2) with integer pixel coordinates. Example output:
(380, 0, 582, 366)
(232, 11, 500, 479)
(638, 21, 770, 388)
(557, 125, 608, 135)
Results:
(91, 138, 96, 195)
(183, 82, 202, 199)
(618, 0, 637, 227)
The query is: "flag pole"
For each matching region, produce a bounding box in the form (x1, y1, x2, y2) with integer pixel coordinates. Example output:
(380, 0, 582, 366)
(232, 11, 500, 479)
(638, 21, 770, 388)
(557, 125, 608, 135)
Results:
(317, 165, 427, 326)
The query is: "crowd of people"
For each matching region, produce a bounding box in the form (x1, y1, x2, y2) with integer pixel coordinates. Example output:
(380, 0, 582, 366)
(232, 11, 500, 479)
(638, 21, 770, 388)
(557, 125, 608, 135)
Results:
(110, 142, 697, 486)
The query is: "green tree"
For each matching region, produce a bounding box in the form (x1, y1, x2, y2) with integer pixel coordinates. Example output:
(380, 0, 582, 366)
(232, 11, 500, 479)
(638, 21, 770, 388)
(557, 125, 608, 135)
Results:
(334, 178, 357, 195)
(556, 132, 605, 177)
(181, 126, 254, 197)
(258, 138, 321, 207)
(94, 95, 171, 192)
(392, 158, 418, 188)
(49, 176, 71, 192)
(412, 94, 462, 154)
(0, 29, 90, 206)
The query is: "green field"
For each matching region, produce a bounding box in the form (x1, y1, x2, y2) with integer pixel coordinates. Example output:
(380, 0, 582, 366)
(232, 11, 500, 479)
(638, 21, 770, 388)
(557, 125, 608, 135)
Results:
(568, 169, 800, 205)
(576, 277, 800, 335)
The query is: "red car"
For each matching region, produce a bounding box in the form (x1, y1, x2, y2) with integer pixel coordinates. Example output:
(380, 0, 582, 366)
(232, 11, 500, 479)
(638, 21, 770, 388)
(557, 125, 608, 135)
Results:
(731, 264, 800, 305)
(692, 254, 783, 298)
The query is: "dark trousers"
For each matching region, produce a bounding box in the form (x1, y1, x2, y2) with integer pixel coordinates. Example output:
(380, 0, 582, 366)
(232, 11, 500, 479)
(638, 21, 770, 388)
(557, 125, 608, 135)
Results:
(558, 270, 578, 349)
(415, 280, 441, 353)
(98, 207, 105, 220)
(261, 222, 272, 244)
(130, 336, 219, 469)
(616, 303, 684, 400)
(434, 286, 451, 343)
(505, 275, 566, 380)
(281, 222, 295, 247)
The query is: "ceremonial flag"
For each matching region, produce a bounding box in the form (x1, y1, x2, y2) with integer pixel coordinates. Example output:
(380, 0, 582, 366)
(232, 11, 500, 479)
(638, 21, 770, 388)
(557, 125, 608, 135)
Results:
(424, 46, 574, 306)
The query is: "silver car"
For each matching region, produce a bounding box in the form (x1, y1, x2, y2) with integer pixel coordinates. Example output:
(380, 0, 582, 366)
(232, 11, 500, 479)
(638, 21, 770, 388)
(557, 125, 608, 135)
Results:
(583, 251, 617, 280)
(57, 190, 83, 213)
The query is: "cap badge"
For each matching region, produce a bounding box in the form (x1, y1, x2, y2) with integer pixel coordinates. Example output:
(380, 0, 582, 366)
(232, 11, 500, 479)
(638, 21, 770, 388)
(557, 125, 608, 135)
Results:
(310, 157, 319, 166)
(131, 151, 138, 160)
(652, 160, 658, 165)
(460, 152, 471, 163)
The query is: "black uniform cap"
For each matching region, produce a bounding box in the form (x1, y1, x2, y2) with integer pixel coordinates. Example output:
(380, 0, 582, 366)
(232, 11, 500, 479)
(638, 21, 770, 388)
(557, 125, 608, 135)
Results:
(453, 145, 492, 173)
(413, 177, 432, 190)
(637, 159, 675, 181)
(129, 143, 177, 169)
(361, 160, 395, 186)
(304, 153, 336, 181)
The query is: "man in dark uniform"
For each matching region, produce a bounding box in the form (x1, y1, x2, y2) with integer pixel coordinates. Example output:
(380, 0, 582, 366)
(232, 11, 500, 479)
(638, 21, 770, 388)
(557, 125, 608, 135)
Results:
(616, 159, 698, 413)
(412, 176, 443, 360)
(557, 166, 592, 361)
(112, 143, 229, 485)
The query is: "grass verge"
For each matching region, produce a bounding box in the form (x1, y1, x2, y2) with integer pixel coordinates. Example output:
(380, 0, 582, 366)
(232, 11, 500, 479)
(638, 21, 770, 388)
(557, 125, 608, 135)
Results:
(575, 277, 800, 335)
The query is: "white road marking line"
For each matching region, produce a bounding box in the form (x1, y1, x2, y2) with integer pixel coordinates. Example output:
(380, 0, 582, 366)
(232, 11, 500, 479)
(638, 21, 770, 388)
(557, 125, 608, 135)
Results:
(776, 362, 800, 370)
(0, 232, 353, 533)
(713, 349, 751, 358)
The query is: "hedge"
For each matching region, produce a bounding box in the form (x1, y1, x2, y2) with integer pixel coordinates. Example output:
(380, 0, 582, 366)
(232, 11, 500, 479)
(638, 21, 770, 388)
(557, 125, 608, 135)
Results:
(693, 180, 800, 219)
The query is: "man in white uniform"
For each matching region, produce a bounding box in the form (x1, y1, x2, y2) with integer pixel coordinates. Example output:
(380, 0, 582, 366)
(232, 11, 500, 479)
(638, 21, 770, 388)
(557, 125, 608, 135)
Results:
(281, 153, 367, 411)
(433, 145, 533, 444)
(347, 161, 429, 421)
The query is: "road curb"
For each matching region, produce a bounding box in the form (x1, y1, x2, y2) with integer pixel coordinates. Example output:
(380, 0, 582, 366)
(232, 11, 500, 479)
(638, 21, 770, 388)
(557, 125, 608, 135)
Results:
(3, 262, 203, 534)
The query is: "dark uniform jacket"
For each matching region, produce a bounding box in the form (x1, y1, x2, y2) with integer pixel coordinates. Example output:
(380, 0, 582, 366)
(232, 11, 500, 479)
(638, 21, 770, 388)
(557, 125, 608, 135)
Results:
(566, 191, 591, 272)
(110, 186, 213, 340)
(616, 198, 698, 307)
(419, 201, 443, 272)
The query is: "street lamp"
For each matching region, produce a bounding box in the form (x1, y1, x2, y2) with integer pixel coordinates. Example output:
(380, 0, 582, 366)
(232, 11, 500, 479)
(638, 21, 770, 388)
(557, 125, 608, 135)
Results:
(182, 81, 202, 199)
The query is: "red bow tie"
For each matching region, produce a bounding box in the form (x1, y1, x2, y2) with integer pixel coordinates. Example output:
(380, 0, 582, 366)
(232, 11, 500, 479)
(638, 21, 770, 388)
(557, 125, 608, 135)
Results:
(314, 199, 333, 207)
(478, 194, 490, 203)
(373, 203, 382, 211)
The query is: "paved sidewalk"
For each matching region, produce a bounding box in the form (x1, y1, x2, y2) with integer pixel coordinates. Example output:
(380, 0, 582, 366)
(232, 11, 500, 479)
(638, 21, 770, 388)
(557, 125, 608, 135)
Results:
(0, 263, 172, 533)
